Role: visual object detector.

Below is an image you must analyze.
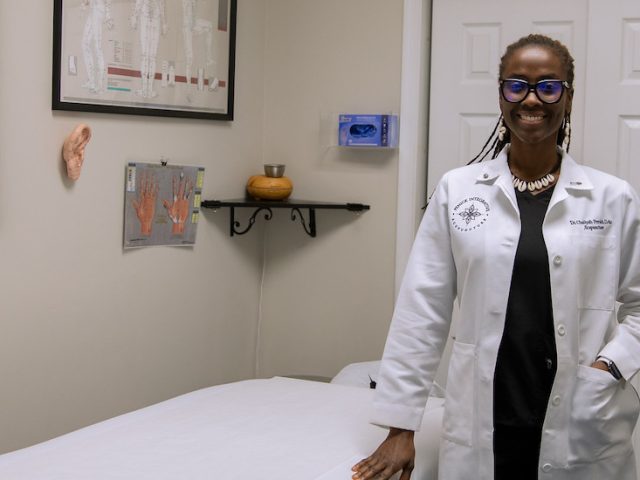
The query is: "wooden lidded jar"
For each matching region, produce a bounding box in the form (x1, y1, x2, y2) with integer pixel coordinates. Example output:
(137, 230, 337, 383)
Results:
(246, 164, 293, 200)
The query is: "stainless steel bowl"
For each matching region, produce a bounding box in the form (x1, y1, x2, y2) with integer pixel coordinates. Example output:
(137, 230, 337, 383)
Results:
(264, 163, 285, 178)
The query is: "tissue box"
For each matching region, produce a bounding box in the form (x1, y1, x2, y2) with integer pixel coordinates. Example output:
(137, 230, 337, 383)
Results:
(338, 114, 398, 147)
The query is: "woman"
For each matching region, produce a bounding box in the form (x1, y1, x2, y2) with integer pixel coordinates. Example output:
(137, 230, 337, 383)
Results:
(352, 34, 640, 480)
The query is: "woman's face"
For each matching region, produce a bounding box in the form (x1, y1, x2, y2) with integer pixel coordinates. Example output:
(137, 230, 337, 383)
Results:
(499, 45, 572, 147)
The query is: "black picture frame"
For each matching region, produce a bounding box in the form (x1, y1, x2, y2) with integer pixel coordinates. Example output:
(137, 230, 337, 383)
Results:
(53, 0, 236, 121)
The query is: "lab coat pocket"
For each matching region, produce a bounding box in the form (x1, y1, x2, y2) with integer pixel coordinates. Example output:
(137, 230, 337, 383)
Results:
(442, 341, 475, 447)
(570, 234, 616, 311)
(568, 365, 640, 464)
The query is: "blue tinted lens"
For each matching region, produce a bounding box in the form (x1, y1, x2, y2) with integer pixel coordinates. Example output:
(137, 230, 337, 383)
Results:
(502, 80, 528, 102)
(536, 81, 563, 102)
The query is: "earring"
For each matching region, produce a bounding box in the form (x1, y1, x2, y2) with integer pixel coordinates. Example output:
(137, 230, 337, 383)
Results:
(498, 117, 507, 142)
(562, 116, 571, 151)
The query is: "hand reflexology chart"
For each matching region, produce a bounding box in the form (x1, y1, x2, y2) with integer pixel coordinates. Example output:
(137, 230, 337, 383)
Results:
(124, 162, 204, 248)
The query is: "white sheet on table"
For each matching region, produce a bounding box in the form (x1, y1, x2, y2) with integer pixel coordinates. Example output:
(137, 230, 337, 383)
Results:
(0, 377, 443, 480)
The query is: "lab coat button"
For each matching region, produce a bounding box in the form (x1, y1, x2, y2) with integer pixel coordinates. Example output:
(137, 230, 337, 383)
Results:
(552, 395, 561, 406)
(557, 325, 566, 336)
(542, 463, 552, 473)
(545, 358, 554, 370)
(483, 173, 489, 179)
(553, 255, 562, 266)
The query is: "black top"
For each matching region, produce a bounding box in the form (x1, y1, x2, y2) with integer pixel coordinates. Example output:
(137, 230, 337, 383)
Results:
(493, 186, 557, 427)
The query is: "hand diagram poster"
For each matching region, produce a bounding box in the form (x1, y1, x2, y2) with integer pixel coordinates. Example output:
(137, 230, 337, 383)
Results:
(53, 0, 236, 120)
(124, 162, 204, 248)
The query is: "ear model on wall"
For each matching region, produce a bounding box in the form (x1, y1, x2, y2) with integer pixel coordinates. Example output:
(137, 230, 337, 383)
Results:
(62, 124, 92, 181)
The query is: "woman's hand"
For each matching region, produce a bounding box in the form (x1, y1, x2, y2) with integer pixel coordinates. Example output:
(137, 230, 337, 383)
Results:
(590, 360, 609, 372)
(591, 359, 622, 380)
(351, 428, 415, 480)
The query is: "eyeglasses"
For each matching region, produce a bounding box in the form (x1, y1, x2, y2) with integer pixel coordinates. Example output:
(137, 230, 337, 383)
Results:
(500, 78, 570, 104)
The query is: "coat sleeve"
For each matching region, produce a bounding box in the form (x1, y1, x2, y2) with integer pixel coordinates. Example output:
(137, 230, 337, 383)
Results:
(370, 174, 457, 431)
(598, 181, 640, 381)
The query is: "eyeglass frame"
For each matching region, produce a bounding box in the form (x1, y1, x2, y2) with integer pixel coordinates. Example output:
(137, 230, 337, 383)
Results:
(499, 78, 571, 105)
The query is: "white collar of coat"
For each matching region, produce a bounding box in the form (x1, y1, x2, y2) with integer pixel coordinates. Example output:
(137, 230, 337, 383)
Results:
(475, 144, 594, 192)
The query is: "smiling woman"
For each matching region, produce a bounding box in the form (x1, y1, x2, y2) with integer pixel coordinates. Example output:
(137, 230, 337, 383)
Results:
(498, 44, 572, 184)
(352, 33, 640, 480)
(471, 35, 575, 178)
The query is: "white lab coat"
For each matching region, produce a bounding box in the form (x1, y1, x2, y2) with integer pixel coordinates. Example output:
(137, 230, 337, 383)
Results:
(372, 147, 640, 480)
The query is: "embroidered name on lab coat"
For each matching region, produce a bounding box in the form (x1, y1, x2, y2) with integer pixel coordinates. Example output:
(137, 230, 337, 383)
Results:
(569, 218, 613, 231)
(452, 197, 490, 232)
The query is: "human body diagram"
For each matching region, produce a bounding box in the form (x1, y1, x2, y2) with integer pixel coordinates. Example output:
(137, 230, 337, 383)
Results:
(81, 0, 114, 94)
(130, 0, 167, 98)
(182, 0, 218, 91)
(71, 0, 224, 105)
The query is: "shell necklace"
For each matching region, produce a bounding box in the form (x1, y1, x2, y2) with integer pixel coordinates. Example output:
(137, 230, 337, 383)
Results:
(510, 158, 561, 193)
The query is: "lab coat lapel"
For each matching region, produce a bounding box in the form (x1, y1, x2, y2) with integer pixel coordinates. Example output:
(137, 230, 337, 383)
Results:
(475, 147, 519, 215)
(547, 150, 594, 213)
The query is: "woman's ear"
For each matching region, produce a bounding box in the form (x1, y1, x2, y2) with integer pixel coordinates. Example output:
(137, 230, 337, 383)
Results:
(565, 88, 573, 115)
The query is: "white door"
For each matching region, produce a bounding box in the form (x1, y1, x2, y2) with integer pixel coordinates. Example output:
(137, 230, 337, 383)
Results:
(583, 0, 640, 190)
(428, 0, 587, 193)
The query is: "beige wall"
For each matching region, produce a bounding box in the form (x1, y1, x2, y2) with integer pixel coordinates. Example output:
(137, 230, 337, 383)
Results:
(0, 0, 267, 454)
(258, 0, 403, 378)
(0, 0, 405, 454)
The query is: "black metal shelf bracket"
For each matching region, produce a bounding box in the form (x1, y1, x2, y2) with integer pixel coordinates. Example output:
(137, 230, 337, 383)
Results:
(230, 206, 273, 236)
(290, 207, 316, 237)
(202, 199, 370, 238)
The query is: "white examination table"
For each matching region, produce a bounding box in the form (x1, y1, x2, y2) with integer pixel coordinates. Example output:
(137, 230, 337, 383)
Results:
(0, 376, 444, 479)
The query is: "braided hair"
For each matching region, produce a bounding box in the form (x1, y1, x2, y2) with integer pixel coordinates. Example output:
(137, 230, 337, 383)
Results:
(469, 34, 575, 164)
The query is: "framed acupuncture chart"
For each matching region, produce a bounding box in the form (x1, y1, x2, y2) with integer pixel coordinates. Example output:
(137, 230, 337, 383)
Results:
(53, 0, 237, 120)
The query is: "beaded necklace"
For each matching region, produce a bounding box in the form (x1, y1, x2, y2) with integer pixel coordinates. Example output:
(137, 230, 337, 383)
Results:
(510, 157, 561, 193)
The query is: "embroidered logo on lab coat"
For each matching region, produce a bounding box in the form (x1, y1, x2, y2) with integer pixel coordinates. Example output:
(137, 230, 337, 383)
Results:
(452, 197, 490, 232)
